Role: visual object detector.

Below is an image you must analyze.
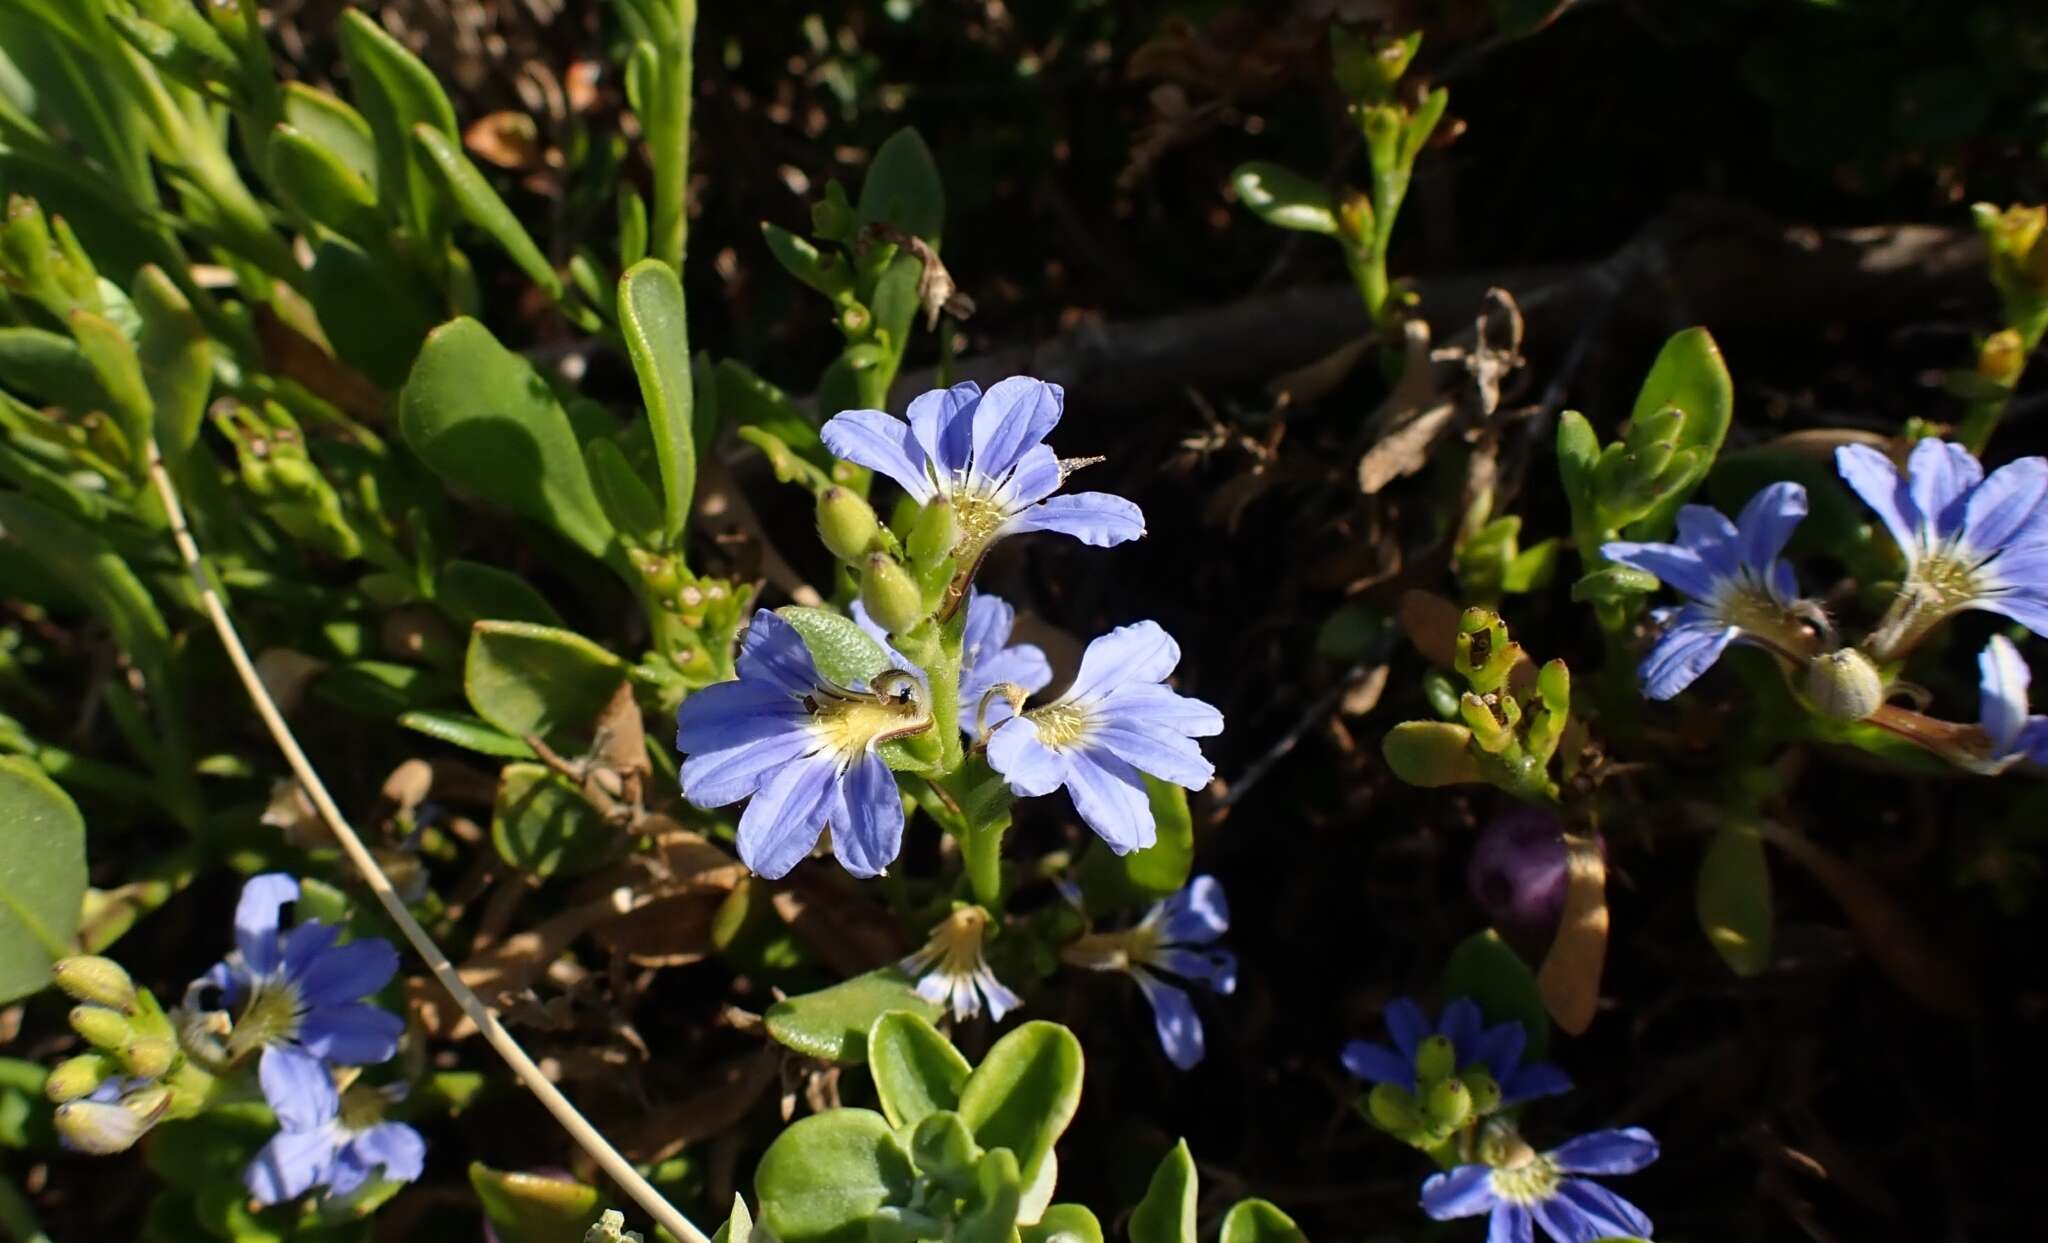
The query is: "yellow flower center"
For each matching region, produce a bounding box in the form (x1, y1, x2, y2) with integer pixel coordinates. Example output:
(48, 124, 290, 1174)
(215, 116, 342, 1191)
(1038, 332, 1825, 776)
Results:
(1025, 702, 1096, 749)
(804, 670, 931, 760)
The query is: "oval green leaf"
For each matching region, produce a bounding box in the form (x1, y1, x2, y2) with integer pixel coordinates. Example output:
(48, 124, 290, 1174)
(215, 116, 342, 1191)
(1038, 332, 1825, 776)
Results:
(398, 710, 537, 759)
(1022, 1204, 1105, 1243)
(957, 1021, 1082, 1225)
(1438, 929, 1550, 1061)
(1698, 821, 1773, 977)
(468, 1162, 601, 1243)
(1229, 162, 1338, 235)
(1128, 1139, 1197, 1243)
(490, 762, 615, 878)
(619, 259, 697, 547)
(463, 620, 626, 749)
(857, 128, 944, 242)
(0, 757, 86, 1002)
(1219, 1199, 1306, 1243)
(754, 1109, 915, 1243)
(764, 969, 940, 1063)
(775, 606, 891, 689)
(868, 1009, 971, 1130)
(1621, 327, 1732, 538)
(412, 125, 563, 300)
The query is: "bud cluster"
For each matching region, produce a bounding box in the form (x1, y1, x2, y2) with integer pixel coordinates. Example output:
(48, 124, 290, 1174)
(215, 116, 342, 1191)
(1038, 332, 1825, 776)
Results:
(1382, 609, 1572, 806)
(46, 955, 211, 1155)
(1365, 1032, 1507, 1154)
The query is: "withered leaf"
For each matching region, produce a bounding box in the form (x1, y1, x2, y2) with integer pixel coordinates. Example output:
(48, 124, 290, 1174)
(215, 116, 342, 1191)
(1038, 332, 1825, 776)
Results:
(618, 1047, 780, 1164)
(1536, 832, 1608, 1035)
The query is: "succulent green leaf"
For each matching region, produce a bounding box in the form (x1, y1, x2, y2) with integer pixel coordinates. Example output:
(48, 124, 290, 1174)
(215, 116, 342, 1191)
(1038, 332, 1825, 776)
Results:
(754, 1109, 916, 1243)
(1438, 929, 1550, 1061)
(1697, 822, 1773, 977)
(131, 265, 210, 457)
(1620, 327, 1733, 538)
(775, 606, 892, 689)
(399, 317, 615, 561)
(1381, 721, 1482, 787)
(618, 260, 696, 545)
(463, 620, 626, 750)
(412, 124, 563, 300)
(0, 757, 86, 1002)
(337, 8, 459, 236)
(1127, 1140, 1198, 1243)
(1219, 1199, 1306, 1243)
(1023, 1204, 1105, 1243)
(857, 129, 945, 242)
(398, 710, 537, 759)
(279, 82, 378, 187)
(307, 236, 435, 388)
(1229, 162, 1338, 235)
(584, 437, 666, 548)
(468, 1163, 602, 1243)
(867, 1009, 972, 1130)
(765, 969, 941, 1063)
(435, 560, 564, 628)
(491, 762, 616, 878)
(268, 123, 382, 243)
(957, 1022, 1083, 1226)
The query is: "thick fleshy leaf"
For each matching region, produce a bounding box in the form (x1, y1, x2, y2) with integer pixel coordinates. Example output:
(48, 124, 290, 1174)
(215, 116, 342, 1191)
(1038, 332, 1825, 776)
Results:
(857, 128, 945, 241)
(765, 969, 942, 1063)
(491, 763, 617, 878)
(1230, 162, 1339, 234)
(1127, 1139, 1197, 1243)
(775, 606, 895, 690)
(399, 318, 615, 561)
(1438, 930, 1550, 1061)
(957, 1022, 1082, 1221)
(468, 1163, 602, 1243)
(1697, 822, 1772, 977)
(463, 621, 628, 751)
(1218, 1198, 1307, 1243)
(0, 758, 85, 1002)
(867, 1010, 971, 1129)
(337, 8, 458, 238)
(619, 259, 697, 545)
(1621, 327, 1733, 538)
(413, 125, 563, 299)
(1020, 1203, 1104, 1243)
(131, 266, 210, 457)
(754, 1109, 916, 1243)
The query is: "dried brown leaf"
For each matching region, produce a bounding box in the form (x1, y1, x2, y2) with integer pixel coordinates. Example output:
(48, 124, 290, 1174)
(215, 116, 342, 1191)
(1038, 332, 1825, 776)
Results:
(618, 1048, 780, 1163)
(410, 890, 640, 1040)
(1537, 832, 1608, 1035)
(464, 110, 543, 170)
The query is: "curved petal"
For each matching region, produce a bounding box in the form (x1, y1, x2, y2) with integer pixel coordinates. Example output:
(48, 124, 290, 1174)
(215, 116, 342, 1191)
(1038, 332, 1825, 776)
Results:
(1598, 541, 1720, 603)
(1546, 1181, 1653, 1242)
(1062, 749, 1156, 854)
(680, 711, 820, 808)
(1156, 947, 1236, 994)
(906, 381, 981, 479)
(1962, 456, 2048, 555)
(1340, 1039, 1414, 1087)
(969, 376, 1063, 480)
(1003, 493, 1146, 548)
(1067, 622, 1181, 703)
(962, 590, 1017, 667)
(1156, 874, 1229, 943)
(1090, 724, 1213, 790)
(1906, 437, 1983, 541)
(1979, 634, 2031, 756)
(1472, 1020, 1527, 1081)
(1735, 482, 1808, 571)
(975, 967, 1022, 1022)
(236, 874, 301, 979)
(735, 756, 838, 879)
(997, 444, 1065, 508)
(1438, 998, 1483, 1063)
(244, 1125, 339, 1205)
(347, 1122, 426, 1186)
(258, 1045, 338, 1131)
(1383, 998, 1429, 1059)
(828, 751, 906, 878)
(293, 938, 397, 1006)
(732, 610, 824, 695)
(1548, 1126, 1660, 1175)
(986, 719, 1067, 797)
(1098, 683, 1224, 737)
(821, 410, 937, 502)
(1835, 444, 1919, 557)
(1975, 588, 2048, 639)
(1487, 1204, 1534, 1243)
(1499, 1062, 1574, 1105)
(1638, 622, 1736, 700)
(676, 677, 807, 754)
(280, 921, 341, 981)
(1132, 969, 1204, 1070)
(1673, 504, 1741, 574)
(299, 1002, 404, 1065)
(1418, 1164, 1500, 1220)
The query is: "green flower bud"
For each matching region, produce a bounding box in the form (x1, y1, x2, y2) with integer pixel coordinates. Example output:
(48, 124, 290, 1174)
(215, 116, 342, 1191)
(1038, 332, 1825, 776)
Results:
(53, 1099, 148, 1155)
(907, 499, 958, 569)
(1978, 329, 2026, 388)
(1806, 648, 1884, 721)
(120, 1036, 176, 1080)
(816, 486, 880, 562)
(1365, 1082, 1421, 1135)
(1413, 1034, 1457, 1083)
(1459, 1067, 1503, 1116)
(53, 956, 136, 1011)
(45, 1053, 114, 1103)
(69, 1005, 133, 1051)
(1423, 1077, 1473, 1131)
(860, 552, 923, 635)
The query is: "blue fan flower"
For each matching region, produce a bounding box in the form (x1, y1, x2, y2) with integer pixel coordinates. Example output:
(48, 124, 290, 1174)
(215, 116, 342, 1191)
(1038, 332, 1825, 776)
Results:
(1063, 876, 1235, 1070)
(1422, 1126, 1659, 1243)
(984, 621, 1221, 853)
(821, 377, 1145, 560)
(196, 874, 403, 1088)
(900, 905, 1021, 1023)
(853, 588, 1054, 735)
(1837, 439, 2048, 655)
(1977, 634, 2048, 768)
(675, 609, 930, 879)
(1342, 997, 1570, 1107)
(1602, 482, 1812, 700)
(244, 1051, 425, 1205)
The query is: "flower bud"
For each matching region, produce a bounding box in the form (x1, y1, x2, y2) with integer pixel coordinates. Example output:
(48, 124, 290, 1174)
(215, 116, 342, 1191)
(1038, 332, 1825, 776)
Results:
(120, 1036, 176, 1080)
(1423, 1076, 1473, 1131)
(1977, 329, 2026, 388)
(1413, 1034, 1457, 1083)
(54, 1099, 148, 1155)
(817, 487, 881, 562)
(1468, 809, 1572, 936)
(860, 553, 923, 635)
(45, 1054, 114, 1103)
(69, 1004, 133, 1051)
(53, 956, 136, 1011)
(1459, 1068, 1503, 1116)
(1365, 1082, 1421, 1135)
(1806, 648, 1884, 721)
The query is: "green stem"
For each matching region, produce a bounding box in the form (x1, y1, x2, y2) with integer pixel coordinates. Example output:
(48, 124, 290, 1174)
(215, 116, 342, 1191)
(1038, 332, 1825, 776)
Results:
(650, 0, 697, 270)
(1958, 308, 2048, 453)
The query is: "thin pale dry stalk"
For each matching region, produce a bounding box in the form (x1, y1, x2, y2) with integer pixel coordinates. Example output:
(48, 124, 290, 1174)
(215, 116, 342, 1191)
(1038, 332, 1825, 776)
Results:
(147, 447, 709, 1243)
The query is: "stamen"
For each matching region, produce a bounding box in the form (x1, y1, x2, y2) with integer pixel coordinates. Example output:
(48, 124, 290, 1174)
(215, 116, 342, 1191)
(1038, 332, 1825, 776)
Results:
(803, 669, 932, 760)
(1026, 702, 1095, 749)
